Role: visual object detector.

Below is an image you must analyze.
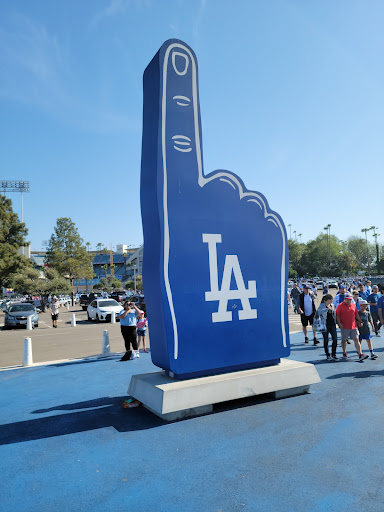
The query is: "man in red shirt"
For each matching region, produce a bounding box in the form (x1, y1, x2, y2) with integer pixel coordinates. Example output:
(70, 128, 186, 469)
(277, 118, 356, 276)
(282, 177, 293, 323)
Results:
(336, 294, 367, 361)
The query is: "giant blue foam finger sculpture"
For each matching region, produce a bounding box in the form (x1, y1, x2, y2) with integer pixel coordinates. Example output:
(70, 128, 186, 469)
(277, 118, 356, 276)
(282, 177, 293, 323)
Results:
(141, 39, 290, 380)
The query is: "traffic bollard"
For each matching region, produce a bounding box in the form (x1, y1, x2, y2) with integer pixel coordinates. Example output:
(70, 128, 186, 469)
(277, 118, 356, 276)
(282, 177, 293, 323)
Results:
(22, 337, 33, 366)
(101, 330, 110, 356)
(26, 316, 33, 330)
(110, 312, 116, 324)
(67, 302, 70, 310)
(71, 313, 76, 327)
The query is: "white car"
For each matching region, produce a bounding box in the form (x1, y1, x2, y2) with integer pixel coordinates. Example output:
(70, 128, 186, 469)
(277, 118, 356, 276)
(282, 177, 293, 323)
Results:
(87, 298, 123, 322)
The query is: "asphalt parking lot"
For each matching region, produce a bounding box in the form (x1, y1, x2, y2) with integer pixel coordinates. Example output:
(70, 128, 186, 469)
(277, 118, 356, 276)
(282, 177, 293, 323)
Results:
(0, 293, 324, 368)
(0, 305, 151, 368)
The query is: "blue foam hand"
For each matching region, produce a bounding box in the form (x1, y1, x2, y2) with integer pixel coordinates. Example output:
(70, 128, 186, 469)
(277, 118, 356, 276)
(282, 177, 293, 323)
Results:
(141, 39, 290, 379)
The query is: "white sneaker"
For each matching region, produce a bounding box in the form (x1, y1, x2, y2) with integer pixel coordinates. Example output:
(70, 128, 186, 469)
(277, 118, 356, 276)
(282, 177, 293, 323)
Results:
(130, 352, 137, 360)
(135, 351, 140, 358)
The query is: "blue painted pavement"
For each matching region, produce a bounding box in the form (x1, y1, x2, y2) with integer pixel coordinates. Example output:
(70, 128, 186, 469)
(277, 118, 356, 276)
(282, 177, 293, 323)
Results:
(1, 333, 384, 511)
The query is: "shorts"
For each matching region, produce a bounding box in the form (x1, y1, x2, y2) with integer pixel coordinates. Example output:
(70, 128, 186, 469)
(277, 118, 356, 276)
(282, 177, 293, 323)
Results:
(301, 313, 314, 327)
(359, 333, 371, 341)
(137, 329, 146, 336)
(340, 328, 359, 341)
(51, 314, 59, 320)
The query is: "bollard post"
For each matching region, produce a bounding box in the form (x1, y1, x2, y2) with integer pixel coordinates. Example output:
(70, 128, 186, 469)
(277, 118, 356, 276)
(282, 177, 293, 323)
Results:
(71, 313, 76, 327)
(110, 311, 116, 324)
(101, 330, 110, 356)
(26, 316, 33, 330)
(22, 337, 33, 366)
(67, 302, 70, 310)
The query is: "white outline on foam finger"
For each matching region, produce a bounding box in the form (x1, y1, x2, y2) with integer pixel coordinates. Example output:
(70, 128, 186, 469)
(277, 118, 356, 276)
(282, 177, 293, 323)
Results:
(162, 42, 288, 360)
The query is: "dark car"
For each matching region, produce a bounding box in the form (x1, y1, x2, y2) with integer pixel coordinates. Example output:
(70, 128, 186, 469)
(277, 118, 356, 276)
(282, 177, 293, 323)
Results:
(129, 294, 146, 312)
(80, 293, 102, 310)
(110, 291, 126, 303)
(3, 302, 39, 329)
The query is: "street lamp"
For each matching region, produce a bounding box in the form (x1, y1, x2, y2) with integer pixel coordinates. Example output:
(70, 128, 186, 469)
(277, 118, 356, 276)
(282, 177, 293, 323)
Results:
(288, 224, 292, 239)
(293, 230, 297, 240)
(371, 227, 380, 271)
(298, 233, 302, 243)
(133, 265, 137, 293)
(323, 224, 331, 273)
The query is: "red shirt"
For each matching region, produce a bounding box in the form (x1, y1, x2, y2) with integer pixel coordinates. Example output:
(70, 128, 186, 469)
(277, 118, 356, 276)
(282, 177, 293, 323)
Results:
(336, 302, 358, 329)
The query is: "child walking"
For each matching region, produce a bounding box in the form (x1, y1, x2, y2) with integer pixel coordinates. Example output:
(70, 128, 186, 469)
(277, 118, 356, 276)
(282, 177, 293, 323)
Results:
(358, 300, 378, 360)
(136, 312, 148, 352)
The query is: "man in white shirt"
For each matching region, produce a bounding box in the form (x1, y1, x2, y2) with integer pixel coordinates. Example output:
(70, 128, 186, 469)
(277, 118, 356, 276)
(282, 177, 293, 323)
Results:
(298, 285, 319, 345)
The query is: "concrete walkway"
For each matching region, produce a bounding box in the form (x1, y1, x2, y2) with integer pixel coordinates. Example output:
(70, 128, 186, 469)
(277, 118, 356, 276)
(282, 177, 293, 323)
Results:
(1, 332, 384, 511)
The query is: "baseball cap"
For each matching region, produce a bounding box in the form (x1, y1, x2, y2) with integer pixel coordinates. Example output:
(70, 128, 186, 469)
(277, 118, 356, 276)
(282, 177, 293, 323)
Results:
(339, 285, 345, 289)
(360, 300, 368, 305)
(372, 285, 378, 289)
(344, 294, 353, 299)
(303, 284, 311, 289)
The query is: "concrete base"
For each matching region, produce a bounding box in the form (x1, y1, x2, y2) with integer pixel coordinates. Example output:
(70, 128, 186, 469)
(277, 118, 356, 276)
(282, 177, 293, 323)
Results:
(128, 358, 321, 421)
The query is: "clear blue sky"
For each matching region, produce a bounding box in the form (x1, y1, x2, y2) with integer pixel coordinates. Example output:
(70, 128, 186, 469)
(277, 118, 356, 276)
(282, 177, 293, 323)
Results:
(1, 0, 383, 251)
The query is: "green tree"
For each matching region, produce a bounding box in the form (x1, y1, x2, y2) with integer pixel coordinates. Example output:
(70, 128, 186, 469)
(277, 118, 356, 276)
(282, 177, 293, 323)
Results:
(93, 276, 122, 292)
(0, 193, 30, 288)
(45, 218, 94, 285)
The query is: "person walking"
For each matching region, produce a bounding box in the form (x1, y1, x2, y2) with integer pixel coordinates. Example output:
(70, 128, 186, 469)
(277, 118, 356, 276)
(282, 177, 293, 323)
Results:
(298, 285, 319, 345)
(333, 285, 348, 308)
(119, 301, 143, 361)
(314, 293, 338, 360)
(50, 297, 61, 328)
(367, 285, 382, 337)
(336, 294, 367, 361)
(290, 283, 301, 314)
(357, 300, 377, 359)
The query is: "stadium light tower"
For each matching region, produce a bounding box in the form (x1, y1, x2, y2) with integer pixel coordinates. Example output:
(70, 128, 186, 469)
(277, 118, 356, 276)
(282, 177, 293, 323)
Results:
(0, 180, 30, 223)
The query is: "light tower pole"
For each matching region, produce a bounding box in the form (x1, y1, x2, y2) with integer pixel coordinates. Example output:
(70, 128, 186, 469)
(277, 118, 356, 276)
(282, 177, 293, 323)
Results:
(0, 180, 30, 223)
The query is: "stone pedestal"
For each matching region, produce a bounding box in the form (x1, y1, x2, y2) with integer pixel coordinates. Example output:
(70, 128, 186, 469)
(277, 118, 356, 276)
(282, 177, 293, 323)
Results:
(128, 358, 321, 421)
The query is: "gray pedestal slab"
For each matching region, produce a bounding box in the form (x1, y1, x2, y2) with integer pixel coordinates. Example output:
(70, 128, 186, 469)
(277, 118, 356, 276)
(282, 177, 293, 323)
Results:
(128, 358, 321, 421)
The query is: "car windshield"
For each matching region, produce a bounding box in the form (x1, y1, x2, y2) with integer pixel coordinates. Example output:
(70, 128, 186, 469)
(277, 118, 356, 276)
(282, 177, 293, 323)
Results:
(8, 304, 35, 312)
(98, 300, 119, 307)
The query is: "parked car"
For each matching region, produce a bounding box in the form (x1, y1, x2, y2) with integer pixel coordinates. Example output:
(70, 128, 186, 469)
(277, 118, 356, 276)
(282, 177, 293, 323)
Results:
(315, 281, 323, 290)
(80, 293, 102, 310)
(110, 291, 127, 303)
(128, 294, 146, 312)
(328, 281, 338, 289)
(87, 299, 123, 322)
(3, 302, 39, 329)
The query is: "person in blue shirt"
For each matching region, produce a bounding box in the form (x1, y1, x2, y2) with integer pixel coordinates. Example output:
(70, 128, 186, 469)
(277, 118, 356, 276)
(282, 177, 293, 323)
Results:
(367, 285, 382, 336)
(378, 295, 384, 329)
(358, 283, 369, 300)
(119, 301, 144, 361)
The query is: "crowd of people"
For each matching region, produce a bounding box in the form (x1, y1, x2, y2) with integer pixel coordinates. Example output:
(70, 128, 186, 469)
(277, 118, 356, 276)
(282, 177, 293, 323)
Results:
(289, 279, 384, 362)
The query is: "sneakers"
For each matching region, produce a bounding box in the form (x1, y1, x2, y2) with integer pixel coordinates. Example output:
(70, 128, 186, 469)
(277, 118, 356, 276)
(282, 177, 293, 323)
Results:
(376, 333, 381, 337)
(305, 337, 309, 344)
(326, 355, 332, 361)
(135, 351, 140, 358)
(371, 354, 378, 360)
(332, 356, 339, 361)
(359, 354, 369, 362)
(314, 339, 320, 345)
(143, 349, 148, 352)
(342, 353, 348, 359)
(120, 352, 132, 361)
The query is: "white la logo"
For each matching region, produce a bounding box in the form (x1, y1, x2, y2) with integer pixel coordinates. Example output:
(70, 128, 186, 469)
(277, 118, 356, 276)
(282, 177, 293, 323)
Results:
(203, 234, 257, 323)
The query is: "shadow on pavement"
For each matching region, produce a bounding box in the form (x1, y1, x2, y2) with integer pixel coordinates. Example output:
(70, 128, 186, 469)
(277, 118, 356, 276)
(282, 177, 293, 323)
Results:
(327, 369, 384, 379)
(0, 396, 165, 445)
